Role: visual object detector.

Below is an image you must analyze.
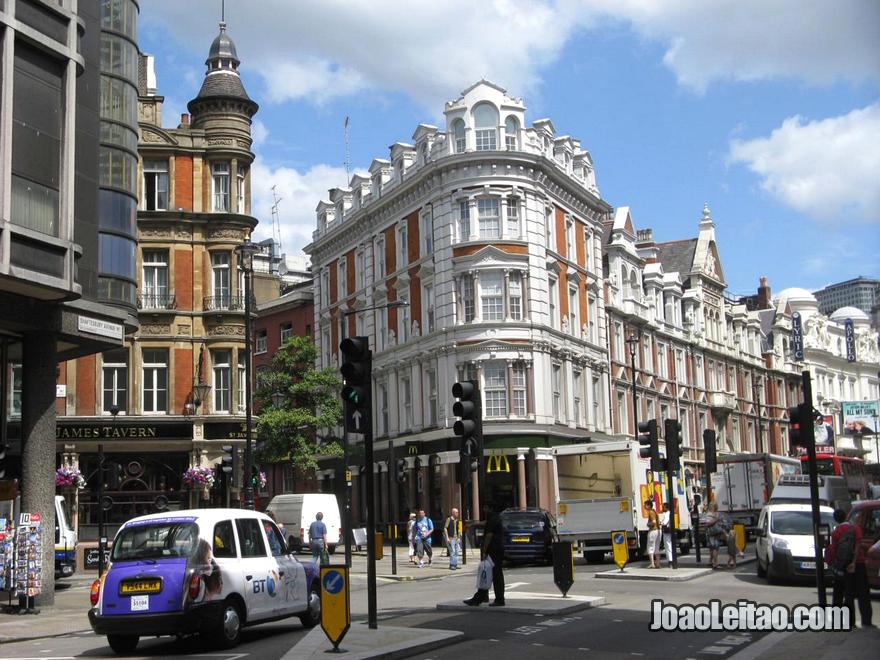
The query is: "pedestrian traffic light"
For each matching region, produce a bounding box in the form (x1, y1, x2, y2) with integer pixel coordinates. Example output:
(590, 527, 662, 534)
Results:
(250, 465, 259, 487)
(340, 336, 372, 434)
(665, 418, 683, 471)
(452, 380, 482, 458)
(221, 444, 238, 488)
(638, 419, 663, 471)
(395, 458, 407, 483)
(703, 429, 717, 473)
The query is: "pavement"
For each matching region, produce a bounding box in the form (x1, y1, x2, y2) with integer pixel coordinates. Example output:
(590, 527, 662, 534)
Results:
(596, 548, 756, 581)
(729, 625, 880, 660)
(437, 591, 605, 614)
(282, 622, 463, 660)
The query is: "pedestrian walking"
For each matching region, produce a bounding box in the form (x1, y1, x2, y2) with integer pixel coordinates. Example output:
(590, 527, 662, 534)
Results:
(704, 501, 723, 569)
(825, 508, 873, 628)
(308, 512, 328, 564)
(645, 499, 661, 568)
(463, 502, 505, 607)
(406, 512, 417, 564)
(444, 508, 462, 570)
(660, 503, 673, 566)
(413, 509, 434, 567)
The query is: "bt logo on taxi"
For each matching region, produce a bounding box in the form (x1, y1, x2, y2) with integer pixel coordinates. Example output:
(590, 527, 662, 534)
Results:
(253, 570, 280, 597)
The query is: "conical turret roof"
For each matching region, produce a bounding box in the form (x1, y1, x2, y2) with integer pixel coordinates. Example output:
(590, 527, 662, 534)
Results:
(189, 21, 257, 115)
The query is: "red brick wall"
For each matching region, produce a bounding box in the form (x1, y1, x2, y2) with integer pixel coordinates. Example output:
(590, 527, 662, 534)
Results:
(555, 207, 566, 257)
(173, 347, 193, 414)
(558, 261, 569, 319)
(76, 354, 97, 415)
(452, 243, 528, 258)
(407, 210, 420, 263)
(346, 251, 356, 295)
(384, 226, 396, 274)
(174, 248, 193, 310)
(409, 269, 421, 330)
(174, 156, 193, 211)
(575, 221, 585, 266)
(329, 261, 338, 305)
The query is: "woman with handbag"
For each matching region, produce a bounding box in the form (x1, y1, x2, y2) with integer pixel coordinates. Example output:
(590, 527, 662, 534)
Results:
(705, 502, 723, 569)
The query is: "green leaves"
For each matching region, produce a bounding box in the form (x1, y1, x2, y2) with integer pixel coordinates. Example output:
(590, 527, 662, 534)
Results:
(254, 336, 343, 471)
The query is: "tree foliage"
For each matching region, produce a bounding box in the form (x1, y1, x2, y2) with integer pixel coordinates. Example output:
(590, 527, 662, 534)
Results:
(254, 336, 342, 471)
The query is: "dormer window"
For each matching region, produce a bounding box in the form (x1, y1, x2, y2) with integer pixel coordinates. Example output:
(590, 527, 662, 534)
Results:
(473, 103, 498, 151)
(453, 119, 466, 153)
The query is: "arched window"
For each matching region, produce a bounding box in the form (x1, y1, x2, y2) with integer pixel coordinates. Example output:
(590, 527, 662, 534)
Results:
(473, 103, 498, 151)
(505, 116, 519, 150)
(620, 265, 628, 299)
(452, 119, 466, 153)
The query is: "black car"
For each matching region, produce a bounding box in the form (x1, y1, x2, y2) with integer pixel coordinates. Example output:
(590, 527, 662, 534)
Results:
(500, 508, 557, 565)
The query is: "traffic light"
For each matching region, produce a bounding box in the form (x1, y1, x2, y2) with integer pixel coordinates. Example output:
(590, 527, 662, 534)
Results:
(703, 429, 717, 473)
(787, 403, 812, 451)
(340, 336, 372, 434)
(250, 466, 259, 488)
(638, 419, 663, 471)
(395, 458, 407, 483)
(452, 380, 482, 459)
(221, 444, 238, 488)
(665, 419, 683, 471)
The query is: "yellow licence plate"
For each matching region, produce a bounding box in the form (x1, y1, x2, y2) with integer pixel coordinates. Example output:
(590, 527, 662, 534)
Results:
(120, 579, 161, 595)
(512, 535, 530, 543)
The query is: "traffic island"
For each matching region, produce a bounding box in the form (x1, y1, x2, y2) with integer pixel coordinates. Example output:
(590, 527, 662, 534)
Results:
(437, 592, 605, 615)
(282, 623, 463, 660)
(595, 566, 713, 581)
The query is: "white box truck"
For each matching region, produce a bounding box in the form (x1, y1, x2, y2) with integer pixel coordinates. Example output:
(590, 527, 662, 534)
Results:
(712, 453, 801, 534)
(552, 440, 692, 562)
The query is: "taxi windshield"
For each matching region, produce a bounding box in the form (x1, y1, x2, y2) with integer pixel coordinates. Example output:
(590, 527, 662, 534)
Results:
(111, 522, 199, 561)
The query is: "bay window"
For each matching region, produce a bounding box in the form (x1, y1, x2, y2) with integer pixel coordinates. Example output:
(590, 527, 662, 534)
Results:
(481, 272, 504, 321)
(458, 200, 471, 241)
(509, 273, 523, 320)
(506, 197, 520, 237)
(461, 276, 475, 322)
(477, 198, 500, 239)
(483, 363, 508, 417)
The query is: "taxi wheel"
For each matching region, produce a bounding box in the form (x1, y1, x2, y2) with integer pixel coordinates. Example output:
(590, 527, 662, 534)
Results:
(299, 581, 321, 628)
(107, 634, 139, 654)
(214, 599, 243, 648)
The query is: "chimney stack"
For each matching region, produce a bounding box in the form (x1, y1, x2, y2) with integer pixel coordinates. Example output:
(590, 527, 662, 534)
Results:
(757, 276, 771, 310)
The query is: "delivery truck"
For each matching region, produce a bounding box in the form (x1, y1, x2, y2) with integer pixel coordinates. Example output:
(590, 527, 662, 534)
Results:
(711, 453, 800, 534)
(552, 440, 692, 562)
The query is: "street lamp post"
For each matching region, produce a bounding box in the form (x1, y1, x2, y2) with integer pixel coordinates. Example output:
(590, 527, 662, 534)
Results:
(626, 333, 640, 440)
(236, 240, 260, 510)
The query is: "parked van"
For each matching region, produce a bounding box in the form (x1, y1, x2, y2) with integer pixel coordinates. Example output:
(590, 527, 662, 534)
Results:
(88, 509, 320, 654)
(755, 502, 836, 583)
(266, 493, 341, 554)
(55, 495, 77, 578)
(769, 474, 852, 513)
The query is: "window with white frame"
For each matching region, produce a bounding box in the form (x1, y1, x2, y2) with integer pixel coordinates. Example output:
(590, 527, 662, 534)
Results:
(583, 228, 592, 270)
(545, 205, 555, 249)
(565, 216, 575, 259)
(699, 411, 707, 437)
(280, 323, 293, 344)
(616, 390, 626, 433)
(588, 294, 597, 342)
(376, 307, 388, 350)
(484, 362, 508, 417)
(592, 374, 602, 429)
(142, 159, 168, 211)
(452, 119, 466, 153)
(142, 250, 169, 309)
(375, 236, 385, 279)
(549, 278, 559, 329)
(690, 351, 700, 385)
(321, 269, 330, 306)
(568, 286, 579, 336)
(680, 408, 690, 445)
(423, 283, 435, 333)
(355, 249, 365, 290)
(552, 364, 563, 421)
(657, 343, 668, 378)
(505, 116, 519, 150)
(481, 271, 504, 321)
(506, 197, 519, 237)
(675, 349, 685, 383)
(379, 383, 389, 435)
(238, 353, 246, 413)
(212, 350, 231, 413)
(212, 252, 231, 306)
(458, 200, 471, 241)
(255, 329, 267, 354)
(426, 369, 438, 426)
(8, 364, 22, 417)
(102, 349, 128, 413)
(398, 294, 410, 342)
(397, 225, 407, 268)
(512, 364, 527, 416)
(322, 328, 332, 367)
(461, 275, 475, 322)
(401, 376, 412, 430)
(477, 198, 500, 239)
(640, 334, 652, 372)
(212, 161, 230, 211)
(422, 212, 433, 254)
(509, 272, 523, 320)
(338, 259, 347, 299)
(237, 167, 247, 212)
(614, 322, 624, 361)
(573, 369, 583, 426)
(660, 403, 669, 425)
(707, 360, 717, 390)
(473, 103, 498, 151)
(356, 311, 366, 336)
(142, 349, 168, 413)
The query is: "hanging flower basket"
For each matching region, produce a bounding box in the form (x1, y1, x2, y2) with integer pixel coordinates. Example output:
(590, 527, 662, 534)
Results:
(55, 467, 86, 490)
(257, 471, 267, 490)
(182, 466, 215, 490)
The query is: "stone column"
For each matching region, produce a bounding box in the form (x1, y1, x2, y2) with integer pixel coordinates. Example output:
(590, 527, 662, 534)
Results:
(21, 330, 58, 605)
(503, 269, 511, 321)
(517, 452, 527, 509)
(472, 270, 481, 322)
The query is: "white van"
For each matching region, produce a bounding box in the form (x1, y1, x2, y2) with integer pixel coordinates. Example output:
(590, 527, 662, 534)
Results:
(266, 494, 341, 554)
(755, 502, 836, 583)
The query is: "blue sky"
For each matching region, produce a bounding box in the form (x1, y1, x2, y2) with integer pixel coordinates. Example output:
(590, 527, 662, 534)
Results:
(140, 0, 880, 297)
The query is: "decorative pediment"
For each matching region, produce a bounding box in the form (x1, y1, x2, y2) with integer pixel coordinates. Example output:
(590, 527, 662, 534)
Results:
(452, 244, 529, 271)
(140, 126, 179, 146)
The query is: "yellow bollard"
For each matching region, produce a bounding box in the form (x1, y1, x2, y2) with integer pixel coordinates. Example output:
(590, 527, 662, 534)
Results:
(734, 523, 746, 553)
(374, 532, 384, 561)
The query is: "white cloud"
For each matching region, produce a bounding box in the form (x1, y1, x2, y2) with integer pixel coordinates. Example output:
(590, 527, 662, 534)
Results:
(251, 119, 269, 146)
(249, 162, 351, 256)
(728, 103, 880, 224)
(142, 0, 879, 106)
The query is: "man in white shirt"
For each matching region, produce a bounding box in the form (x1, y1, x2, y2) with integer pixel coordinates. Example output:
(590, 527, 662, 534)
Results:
(660, 504, 673, 566)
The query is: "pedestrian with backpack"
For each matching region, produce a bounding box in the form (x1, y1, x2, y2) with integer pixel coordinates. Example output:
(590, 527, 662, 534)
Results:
(825, 508, 873, 628)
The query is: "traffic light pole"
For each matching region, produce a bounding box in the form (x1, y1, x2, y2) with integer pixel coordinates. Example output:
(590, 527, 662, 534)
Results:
(801, 371, 827, 606)
(666, 462, 678, 569)
(364, 411, 378, 629)
(97, 443, 105, 577)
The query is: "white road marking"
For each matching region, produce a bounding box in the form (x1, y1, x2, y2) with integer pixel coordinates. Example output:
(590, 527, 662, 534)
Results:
(506, 582, 530, 590)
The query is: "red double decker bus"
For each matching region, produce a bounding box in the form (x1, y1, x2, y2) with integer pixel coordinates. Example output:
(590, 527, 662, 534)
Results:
(799, 448, 868, 500)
